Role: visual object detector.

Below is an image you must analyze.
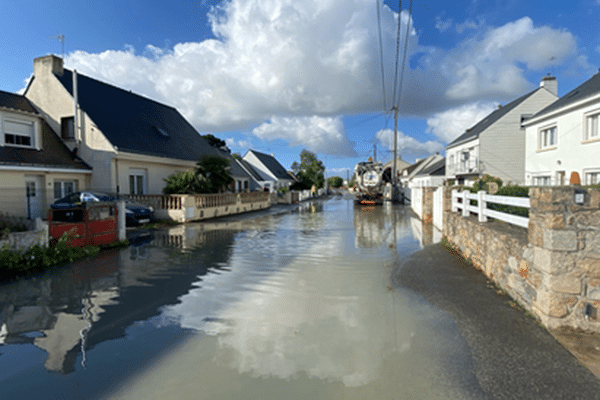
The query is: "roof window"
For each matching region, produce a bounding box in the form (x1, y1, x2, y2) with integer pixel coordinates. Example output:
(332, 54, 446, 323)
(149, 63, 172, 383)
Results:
(153, 126, 170, 137)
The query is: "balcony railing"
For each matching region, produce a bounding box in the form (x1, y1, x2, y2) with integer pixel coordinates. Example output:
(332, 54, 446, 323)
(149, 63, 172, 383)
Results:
(448, 158, 480, 175)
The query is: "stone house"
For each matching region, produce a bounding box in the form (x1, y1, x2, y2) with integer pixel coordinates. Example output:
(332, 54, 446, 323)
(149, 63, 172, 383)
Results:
(0, 89, 91, 219)
(524, 72, 600, 186)
(24, 55, 237, 196)
(445, 76, 559, 186)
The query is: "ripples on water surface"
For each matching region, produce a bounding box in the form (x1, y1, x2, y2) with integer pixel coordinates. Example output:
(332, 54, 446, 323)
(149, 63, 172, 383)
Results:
(0, 198, 479, 399)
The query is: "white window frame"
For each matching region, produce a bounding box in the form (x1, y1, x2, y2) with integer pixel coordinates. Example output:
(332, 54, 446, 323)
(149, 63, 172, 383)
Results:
(584, 169, 600, 185)
(3, 118, 35, 148)
(584, 109, 600, 142)
(533, 175, 551, 186)
(53, 180, 79, 199)
(129, 169, 147, 195)
(538, 125, 557, 150)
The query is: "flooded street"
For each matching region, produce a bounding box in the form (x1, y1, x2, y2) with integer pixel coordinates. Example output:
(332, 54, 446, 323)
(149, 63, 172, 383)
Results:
(3, 196, 595, 399)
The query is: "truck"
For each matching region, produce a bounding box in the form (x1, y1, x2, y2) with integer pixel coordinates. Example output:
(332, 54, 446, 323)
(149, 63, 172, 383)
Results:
(353, 159, 385, 205)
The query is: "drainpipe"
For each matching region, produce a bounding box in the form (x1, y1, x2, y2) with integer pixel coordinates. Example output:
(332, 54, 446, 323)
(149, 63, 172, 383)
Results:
(73, 69, 80, 145)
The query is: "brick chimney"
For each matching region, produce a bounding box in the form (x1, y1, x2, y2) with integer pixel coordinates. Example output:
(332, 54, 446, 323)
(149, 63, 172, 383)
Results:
(33, 55, 63, 78)
(540, 75, 557, 96)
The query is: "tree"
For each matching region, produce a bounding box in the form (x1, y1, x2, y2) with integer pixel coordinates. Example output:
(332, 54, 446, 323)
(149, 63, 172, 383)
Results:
(163, 171, 201, 194)
(327, 176, 344, 188)
(201, 134, 229, 151)
(232, 152, 242, 160)
(196, 156, 234, 193)
(294, 150, 325, 189)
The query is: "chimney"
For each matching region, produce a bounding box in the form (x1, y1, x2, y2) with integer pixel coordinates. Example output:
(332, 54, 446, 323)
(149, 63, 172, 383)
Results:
(33, 55, 63, 78)
(540, 75, 557, 96)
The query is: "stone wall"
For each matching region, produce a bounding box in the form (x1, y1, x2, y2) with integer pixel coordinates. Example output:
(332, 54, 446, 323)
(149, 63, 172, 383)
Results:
(0, 218, 49, 252)
(443, 186, 600, 332)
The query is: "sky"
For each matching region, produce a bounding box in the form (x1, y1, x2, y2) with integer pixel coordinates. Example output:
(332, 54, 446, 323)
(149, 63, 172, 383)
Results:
(2, 0, 600, 178)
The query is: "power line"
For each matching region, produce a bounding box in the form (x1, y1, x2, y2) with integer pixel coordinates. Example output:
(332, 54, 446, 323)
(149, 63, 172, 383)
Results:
(391, 0, 402, 109)
(376, 0, 387, 111)
(395, 0, 413, 109)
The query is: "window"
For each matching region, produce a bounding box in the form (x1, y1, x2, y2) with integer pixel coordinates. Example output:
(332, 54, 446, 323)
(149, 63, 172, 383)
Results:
(449, 155, 454, 167)
(61, 116, 75, 140)
(129, 169, 146, 195)
(4, 120, 34, 148)
(585, 112, 600, 141)
(538, 126, 557, 150)
(586, 171, 600, 185)
(54, 180, 78, 199)
(534, 176, 551, 186)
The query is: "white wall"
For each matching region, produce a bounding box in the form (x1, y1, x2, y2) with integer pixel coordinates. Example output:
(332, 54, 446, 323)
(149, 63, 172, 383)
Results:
(525, 96, 600, 186)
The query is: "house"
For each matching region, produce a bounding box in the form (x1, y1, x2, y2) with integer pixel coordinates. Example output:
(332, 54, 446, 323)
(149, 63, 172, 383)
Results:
(445, 76, 559, 186)
(242, 150, 295, 192)
(400, 153, 444, 202)
(25, 55, 222, 196)
(382, 155, 410, 185)
(411, 157, 446, 188)
(524, 72, 600, 186)
(0, 89, 92, 219)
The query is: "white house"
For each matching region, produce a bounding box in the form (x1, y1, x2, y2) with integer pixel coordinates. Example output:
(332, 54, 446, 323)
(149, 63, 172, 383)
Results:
(524, 72, 600, 186)
(411, 157, 446, 188)
(242, 150, 295, 192)
(446, 76, 559, 186)
(24, 55, 227, 196)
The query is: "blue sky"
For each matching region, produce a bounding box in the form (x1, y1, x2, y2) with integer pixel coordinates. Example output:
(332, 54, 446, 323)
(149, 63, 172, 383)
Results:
(2, 0, 600, 178)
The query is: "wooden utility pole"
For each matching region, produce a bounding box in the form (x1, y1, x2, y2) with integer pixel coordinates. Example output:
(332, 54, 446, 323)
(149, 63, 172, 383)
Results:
(392, 105, 399, 202)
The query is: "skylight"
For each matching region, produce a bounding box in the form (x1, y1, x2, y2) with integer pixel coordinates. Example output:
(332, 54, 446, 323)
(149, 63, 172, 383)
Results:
(153, 126, 170, 137)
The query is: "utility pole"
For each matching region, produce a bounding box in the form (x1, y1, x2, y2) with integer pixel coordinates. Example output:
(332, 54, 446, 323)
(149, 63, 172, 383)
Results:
(392, 105, 399, 202)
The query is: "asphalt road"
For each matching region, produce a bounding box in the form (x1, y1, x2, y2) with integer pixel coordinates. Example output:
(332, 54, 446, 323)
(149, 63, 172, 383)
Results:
(392, 243, 600, 399)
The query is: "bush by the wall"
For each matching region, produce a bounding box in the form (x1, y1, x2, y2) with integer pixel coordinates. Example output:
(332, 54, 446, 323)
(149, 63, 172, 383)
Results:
(488, 185, 529, 217)
(0, 233, 100, 282)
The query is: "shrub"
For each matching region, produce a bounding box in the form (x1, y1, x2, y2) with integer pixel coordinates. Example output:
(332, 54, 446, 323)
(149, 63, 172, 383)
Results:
(488, 185, 529, 217)
(0, 233, 100, 282)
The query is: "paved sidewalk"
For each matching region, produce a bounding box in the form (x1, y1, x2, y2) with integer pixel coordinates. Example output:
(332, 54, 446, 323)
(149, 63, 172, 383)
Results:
(392, 244, 600, 399)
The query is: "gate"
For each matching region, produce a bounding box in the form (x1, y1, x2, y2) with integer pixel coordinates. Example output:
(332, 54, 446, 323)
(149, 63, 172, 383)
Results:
(433, 186, 443, 231)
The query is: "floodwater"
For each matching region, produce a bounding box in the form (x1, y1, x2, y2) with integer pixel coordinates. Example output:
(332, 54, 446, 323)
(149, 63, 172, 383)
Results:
(0, 197, 483, 399)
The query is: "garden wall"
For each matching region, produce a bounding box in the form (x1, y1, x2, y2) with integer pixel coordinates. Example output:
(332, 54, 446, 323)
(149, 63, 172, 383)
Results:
(0, 218, 49, 252)
(442, 186, 600, 332)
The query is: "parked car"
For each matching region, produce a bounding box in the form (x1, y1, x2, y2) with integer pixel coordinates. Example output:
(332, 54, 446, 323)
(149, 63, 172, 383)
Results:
(50, 191, 154, 226)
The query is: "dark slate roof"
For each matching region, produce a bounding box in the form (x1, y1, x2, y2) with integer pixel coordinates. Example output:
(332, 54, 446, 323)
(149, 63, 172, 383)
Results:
(55, 69, 219, 161)
(447, 88, 541, 148)
(237, 158, 263, 181)
(0, 90, 38, 114)
(0, 117, 92, 171)
(247, 150, 292, 180)
(222, 153, 252, 179)
(531, 72, 600, 119)
(415, 158, 445, 176)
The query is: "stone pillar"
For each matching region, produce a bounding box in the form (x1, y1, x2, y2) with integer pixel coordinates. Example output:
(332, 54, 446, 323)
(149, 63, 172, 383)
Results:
(528, 187, 600, 330)
(117, 201, 126, 241)
(421, 187, 435, 224)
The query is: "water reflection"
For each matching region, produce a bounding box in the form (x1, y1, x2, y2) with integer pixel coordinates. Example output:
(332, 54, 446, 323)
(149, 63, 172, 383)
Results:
(163, 200, 418, 388)
(409, 214, 443, 248)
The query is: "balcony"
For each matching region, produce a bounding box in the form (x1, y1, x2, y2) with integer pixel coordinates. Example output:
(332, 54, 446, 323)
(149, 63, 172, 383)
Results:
(448, 157, 480, 176)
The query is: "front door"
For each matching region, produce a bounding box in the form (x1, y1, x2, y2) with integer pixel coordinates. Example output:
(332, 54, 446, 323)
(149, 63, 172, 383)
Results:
(24, 176, 43, 219)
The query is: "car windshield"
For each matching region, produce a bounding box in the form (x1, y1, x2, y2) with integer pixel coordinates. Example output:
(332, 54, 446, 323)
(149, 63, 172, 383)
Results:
(89, 192, 116, 201)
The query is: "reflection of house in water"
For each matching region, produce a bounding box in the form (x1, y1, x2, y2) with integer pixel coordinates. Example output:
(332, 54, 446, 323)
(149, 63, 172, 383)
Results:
(0, 225, 239, 373)
(409, 216, 442, 248)
(353, 203, 412, 249)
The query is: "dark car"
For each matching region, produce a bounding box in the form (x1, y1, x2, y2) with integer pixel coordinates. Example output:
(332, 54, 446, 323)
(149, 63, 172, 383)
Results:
(50, 191, 154, 226)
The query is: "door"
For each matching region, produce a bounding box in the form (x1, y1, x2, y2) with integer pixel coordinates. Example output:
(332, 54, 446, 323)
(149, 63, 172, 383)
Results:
(24, 176, 43, 219)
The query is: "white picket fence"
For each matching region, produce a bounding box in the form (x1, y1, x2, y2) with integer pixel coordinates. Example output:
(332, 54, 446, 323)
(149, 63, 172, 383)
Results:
(451, 190, 530, 228)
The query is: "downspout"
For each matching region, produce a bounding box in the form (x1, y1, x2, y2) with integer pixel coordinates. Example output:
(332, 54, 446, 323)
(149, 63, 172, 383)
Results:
(73, 69, 80, 146)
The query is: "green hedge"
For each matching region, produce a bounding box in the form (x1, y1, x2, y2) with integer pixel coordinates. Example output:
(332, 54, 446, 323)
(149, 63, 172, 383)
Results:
(0, 234, 100, 282)
(488, 185, 529, 217)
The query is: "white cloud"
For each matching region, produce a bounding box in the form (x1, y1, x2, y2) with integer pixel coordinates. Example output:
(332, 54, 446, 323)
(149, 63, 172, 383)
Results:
(252, 115, 357, 156)
(62, 2, 581, 153)
(426, 102, 498, 143)
(375, 129, 444, 157)
(226, 138, 253, 149)
(441, 17, 576, 100)
(435, 16, 452, 32)
(456, 17, 484, 34)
